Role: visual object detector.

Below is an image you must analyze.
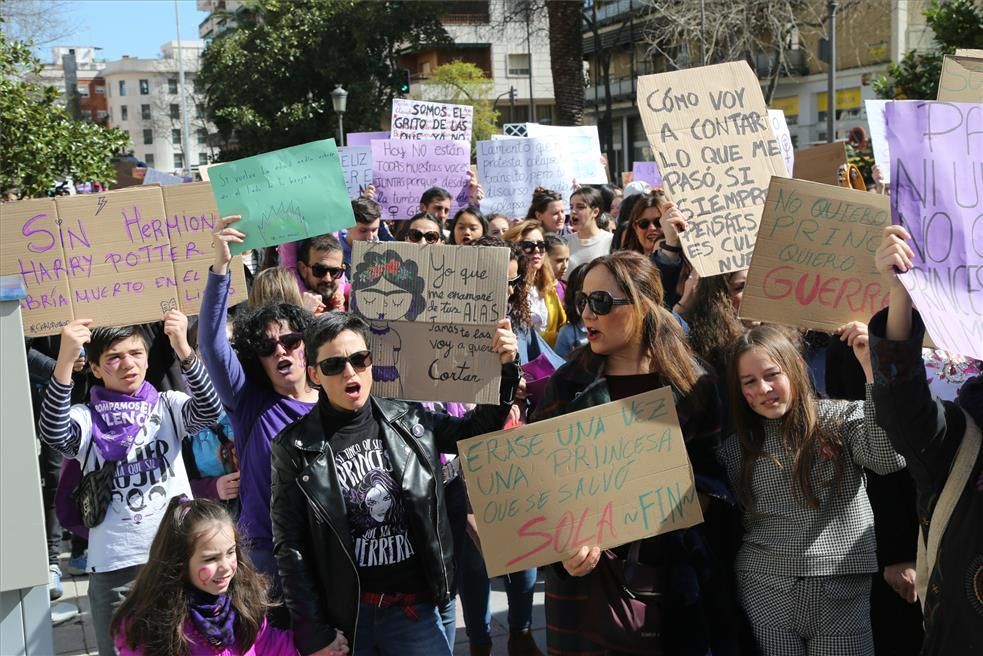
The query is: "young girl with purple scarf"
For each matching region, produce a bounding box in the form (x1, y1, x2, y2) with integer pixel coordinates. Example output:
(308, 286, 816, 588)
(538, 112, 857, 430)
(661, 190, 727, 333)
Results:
(39, 313, 222, 656)
(112, 497, 302, 656)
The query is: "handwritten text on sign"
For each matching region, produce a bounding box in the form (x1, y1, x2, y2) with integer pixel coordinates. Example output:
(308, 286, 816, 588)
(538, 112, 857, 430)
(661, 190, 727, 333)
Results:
(350, 241, 509, 404)
(338, 146, 373, 200)
(740, 178, 892, 332)
(370, 139, 470, 221)
(391, 98, 473, 142)
(887, 101, 983, 359)
(460, 387, 703, 577)
(937, 55, 983, 102)
(637, 61, 786, 276)
(0, 184, 246, 336)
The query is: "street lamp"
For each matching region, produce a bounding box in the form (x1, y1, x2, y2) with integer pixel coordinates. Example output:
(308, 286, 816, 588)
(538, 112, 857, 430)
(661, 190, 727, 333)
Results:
(330, 84, 348, 147)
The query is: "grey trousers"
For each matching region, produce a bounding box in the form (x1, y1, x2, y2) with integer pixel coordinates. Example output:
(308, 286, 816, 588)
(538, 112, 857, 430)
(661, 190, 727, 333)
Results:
(737, 570, 874, 656)
(88, 564, 141, 656)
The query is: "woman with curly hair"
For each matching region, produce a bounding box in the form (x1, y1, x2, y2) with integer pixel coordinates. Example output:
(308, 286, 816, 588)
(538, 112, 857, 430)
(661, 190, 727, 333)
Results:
(503, 220, 567, 347)
(525, 186, 566, 233)
(197, 216, 318, 601)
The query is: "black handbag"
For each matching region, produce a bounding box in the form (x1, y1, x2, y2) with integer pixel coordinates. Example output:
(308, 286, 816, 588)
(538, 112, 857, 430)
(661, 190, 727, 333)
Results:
(72, 438, 117, 528)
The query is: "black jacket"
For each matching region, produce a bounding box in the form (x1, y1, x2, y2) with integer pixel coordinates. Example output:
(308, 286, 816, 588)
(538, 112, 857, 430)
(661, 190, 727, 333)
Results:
(270, 362, 520, 655)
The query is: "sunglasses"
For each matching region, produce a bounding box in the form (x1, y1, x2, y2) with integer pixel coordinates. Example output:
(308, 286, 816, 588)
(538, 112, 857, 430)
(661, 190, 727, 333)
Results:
(575, 291, 632, 316)
(507, 274, 523, 287)
(520, 240, 547, 254)
(635, 218, 660, 230)
(310, 263, 346, 279)
(316, 350, 373, 376)
(407, 229, 441, 244)
(258, 331, 304, 357)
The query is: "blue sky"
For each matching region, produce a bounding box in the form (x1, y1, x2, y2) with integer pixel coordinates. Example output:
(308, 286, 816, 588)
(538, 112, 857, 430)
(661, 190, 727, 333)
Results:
(40, 0, 209, 62)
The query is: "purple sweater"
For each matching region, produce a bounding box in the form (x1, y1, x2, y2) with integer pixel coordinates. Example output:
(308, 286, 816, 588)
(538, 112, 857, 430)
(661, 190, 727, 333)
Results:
(198, 271, 315, 569)
(116, 618, 297, 656)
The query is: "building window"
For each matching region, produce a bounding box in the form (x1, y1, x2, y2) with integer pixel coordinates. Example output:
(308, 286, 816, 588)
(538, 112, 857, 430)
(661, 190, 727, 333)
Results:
(77, 84, 90, 96)
(507, 53, 530, 76)
(170, 104, 180, 119)
(141, 104, 151, 120)
(168, 78, 178, 94)
(143, 129, 153, 144)
(118, 80, 127, 96)
(174, 153, 184, 170)
(145, 153, 154, 166)
(172, 128, 181, 143)
(197, 128, 208, 144)
(139, 79, 150, 95)
(94, 85, 105, 94)
(121, 105, 128, 121)
(536, 104, 553, 124)
(199, 152, 209, 165)
(96, 110, 108, 120)
(195, 103, 204, 119)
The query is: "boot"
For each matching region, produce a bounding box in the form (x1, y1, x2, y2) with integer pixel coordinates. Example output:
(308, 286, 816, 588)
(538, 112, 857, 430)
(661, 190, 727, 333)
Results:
(469, 644, 492, 656)
(508, 629, 543, 656)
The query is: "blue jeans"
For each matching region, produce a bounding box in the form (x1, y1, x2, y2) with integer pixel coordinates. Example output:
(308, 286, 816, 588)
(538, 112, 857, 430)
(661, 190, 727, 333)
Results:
(355, 602, 452, 656)
(457, 531, 537, 645)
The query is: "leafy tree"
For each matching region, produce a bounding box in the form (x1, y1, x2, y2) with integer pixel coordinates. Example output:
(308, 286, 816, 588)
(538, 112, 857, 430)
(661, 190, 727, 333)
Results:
(198, 0, 450, 160)
(425, 61, 500, 154)
(873, 0, 983, 99)
(1, 33, 130, 197)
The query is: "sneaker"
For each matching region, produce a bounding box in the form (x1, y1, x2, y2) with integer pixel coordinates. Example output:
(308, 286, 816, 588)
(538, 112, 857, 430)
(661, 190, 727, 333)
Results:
(51, 602, 79, 625)
(66, 552, 88, 576)
(49, 564, 63, 601)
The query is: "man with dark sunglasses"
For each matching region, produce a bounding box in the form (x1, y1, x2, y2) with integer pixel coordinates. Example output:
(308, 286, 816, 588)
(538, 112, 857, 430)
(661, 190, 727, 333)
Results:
(297, 234, 347, 311)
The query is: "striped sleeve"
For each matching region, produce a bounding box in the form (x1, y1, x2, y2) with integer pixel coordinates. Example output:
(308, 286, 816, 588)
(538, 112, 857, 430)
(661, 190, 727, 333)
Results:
(38, 378, 82, 457)
(181, 356, 222, 435)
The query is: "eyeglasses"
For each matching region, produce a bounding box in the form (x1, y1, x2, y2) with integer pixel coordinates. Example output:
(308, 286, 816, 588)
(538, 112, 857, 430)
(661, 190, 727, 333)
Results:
(635, 219, 660, 230)
(407, 229, 442, 244)
(507, 274, 523, 287)
(257, 331, 304, 357)
(520, 240, 547, 254)
(575, 291, 632, 316)
(317, 350, 373, 376)
(310, 263, 346, 279)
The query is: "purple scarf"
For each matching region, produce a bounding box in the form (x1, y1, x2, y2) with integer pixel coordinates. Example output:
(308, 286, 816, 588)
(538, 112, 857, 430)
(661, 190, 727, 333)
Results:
(187, 588, 237, 648)
(88, 382, 160, 461)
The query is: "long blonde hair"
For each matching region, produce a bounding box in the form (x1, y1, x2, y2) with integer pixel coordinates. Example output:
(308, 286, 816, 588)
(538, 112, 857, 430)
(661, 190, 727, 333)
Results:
(503, 219, 556, 295)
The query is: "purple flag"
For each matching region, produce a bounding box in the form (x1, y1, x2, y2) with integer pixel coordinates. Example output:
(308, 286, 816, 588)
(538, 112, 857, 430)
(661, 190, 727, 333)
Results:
(632, 161, 663, 187)
(886, 100, 983, 359)
(348, 131, 390, 147)
(370, 139, 470, 220)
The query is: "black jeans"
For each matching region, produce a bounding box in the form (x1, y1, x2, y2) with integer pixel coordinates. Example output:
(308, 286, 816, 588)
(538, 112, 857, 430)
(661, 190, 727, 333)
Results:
(38, 439, 63, 566)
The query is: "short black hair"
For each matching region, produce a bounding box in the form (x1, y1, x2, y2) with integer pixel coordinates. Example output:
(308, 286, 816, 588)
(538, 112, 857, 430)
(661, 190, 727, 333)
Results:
(420, 187, 452, 206)
(351, 198, 382, 225)
(544, 232, 566, 252)
(233, 303, 314, 388)
(297, 233, 342, 266)
(304, 312, 370, 365)
(447, 207, 489, 245)
(88, 325, 148, 364)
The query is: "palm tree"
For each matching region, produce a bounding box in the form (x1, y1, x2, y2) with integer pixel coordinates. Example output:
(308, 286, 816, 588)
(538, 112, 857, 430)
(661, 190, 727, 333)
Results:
(546, 0, 585, 126)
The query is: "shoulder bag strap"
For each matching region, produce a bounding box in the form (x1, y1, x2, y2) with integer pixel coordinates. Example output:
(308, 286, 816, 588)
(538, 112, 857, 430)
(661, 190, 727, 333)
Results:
(915, 409, 981, 609)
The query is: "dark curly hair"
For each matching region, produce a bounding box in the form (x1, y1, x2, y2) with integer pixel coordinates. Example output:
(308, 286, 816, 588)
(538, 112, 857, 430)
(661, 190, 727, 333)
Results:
(473, 236, 532, 332)
(232, 303, 314, 389)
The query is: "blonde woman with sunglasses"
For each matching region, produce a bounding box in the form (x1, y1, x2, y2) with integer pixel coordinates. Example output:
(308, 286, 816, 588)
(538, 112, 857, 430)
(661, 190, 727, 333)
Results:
(503, 219, 567, 347)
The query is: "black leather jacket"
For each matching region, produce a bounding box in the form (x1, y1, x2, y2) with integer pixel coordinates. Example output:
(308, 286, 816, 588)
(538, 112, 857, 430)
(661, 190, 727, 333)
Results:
(270, 362, 519, 655)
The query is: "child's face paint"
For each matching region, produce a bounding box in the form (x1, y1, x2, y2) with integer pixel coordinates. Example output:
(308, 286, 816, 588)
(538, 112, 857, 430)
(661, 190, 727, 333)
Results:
(187, 522, 238, 595)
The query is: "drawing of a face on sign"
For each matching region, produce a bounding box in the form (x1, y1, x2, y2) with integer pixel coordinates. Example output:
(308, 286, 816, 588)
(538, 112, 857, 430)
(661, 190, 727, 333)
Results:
(351, 250, 427, 321)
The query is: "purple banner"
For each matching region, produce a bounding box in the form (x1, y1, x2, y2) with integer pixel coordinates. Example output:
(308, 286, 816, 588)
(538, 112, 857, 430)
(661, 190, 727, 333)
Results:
(632, 161, 663, 187)
(886, 100, 982, 359)
(347, 131, 390, 147)
(370, 139, 470, 220)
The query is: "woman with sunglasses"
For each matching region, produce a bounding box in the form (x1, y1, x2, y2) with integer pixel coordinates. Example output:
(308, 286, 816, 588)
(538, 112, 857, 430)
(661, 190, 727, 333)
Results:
(533, 251, 746, 656)
(503, 220, 566, 348)
(270, 311, 520, 656)
(198, 215, 320, 600)
(399, 211, 445, 245)
(620, 190, 692, 311)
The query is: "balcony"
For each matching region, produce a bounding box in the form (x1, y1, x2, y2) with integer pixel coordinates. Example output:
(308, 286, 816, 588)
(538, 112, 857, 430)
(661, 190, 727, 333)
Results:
(584, 76, 637, 105)
(586, 0, 643, 26)
(441, 1, 490, 24)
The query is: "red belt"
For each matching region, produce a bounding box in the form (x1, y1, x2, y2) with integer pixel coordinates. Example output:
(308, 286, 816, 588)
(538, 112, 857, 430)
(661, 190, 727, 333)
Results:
(360, 592, 430, 621)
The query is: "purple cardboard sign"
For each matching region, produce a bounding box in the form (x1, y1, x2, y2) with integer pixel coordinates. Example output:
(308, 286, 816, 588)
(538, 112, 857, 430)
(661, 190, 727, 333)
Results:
(370, 139, 470, 220)
(632, 162, 663, 187)
(886, 100, 983, 359)
(347, 131, 390, 147)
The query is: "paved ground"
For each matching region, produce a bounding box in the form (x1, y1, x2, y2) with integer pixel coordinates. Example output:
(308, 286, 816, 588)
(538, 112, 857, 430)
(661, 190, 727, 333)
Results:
(52, 549, 547, 656)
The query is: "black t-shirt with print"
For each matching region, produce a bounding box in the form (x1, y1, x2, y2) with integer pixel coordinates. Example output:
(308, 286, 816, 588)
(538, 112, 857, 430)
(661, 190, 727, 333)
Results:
(322, 399, 427, 595)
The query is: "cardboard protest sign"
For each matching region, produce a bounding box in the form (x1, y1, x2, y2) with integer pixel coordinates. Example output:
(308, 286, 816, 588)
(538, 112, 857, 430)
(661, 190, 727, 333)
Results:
(207, 139, 354, 255)
(347, 131, 390, 147)
(740, 178, 892, 332)
(792, 141, 848, 186)
(477, 137, 596, 218)
(390, 98, 473, 142)
(886, 100, 983, 359)
(370, 139, 470, 221)
(349, 241, 509, 403)
(637, 61, 786, 276)
(338, 146, 373, 199)
(0, 184, 246, 336)
(632, 161, 663, 187)
(937, 54, 983, 102)
(524, 124, 608, 184)
(768, 109, 795, 177)
(459, 386, 703, 576)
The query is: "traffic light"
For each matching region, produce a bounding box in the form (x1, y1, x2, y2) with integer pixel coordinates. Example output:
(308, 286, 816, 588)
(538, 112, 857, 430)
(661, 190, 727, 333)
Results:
(397, 68, 411, 95)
